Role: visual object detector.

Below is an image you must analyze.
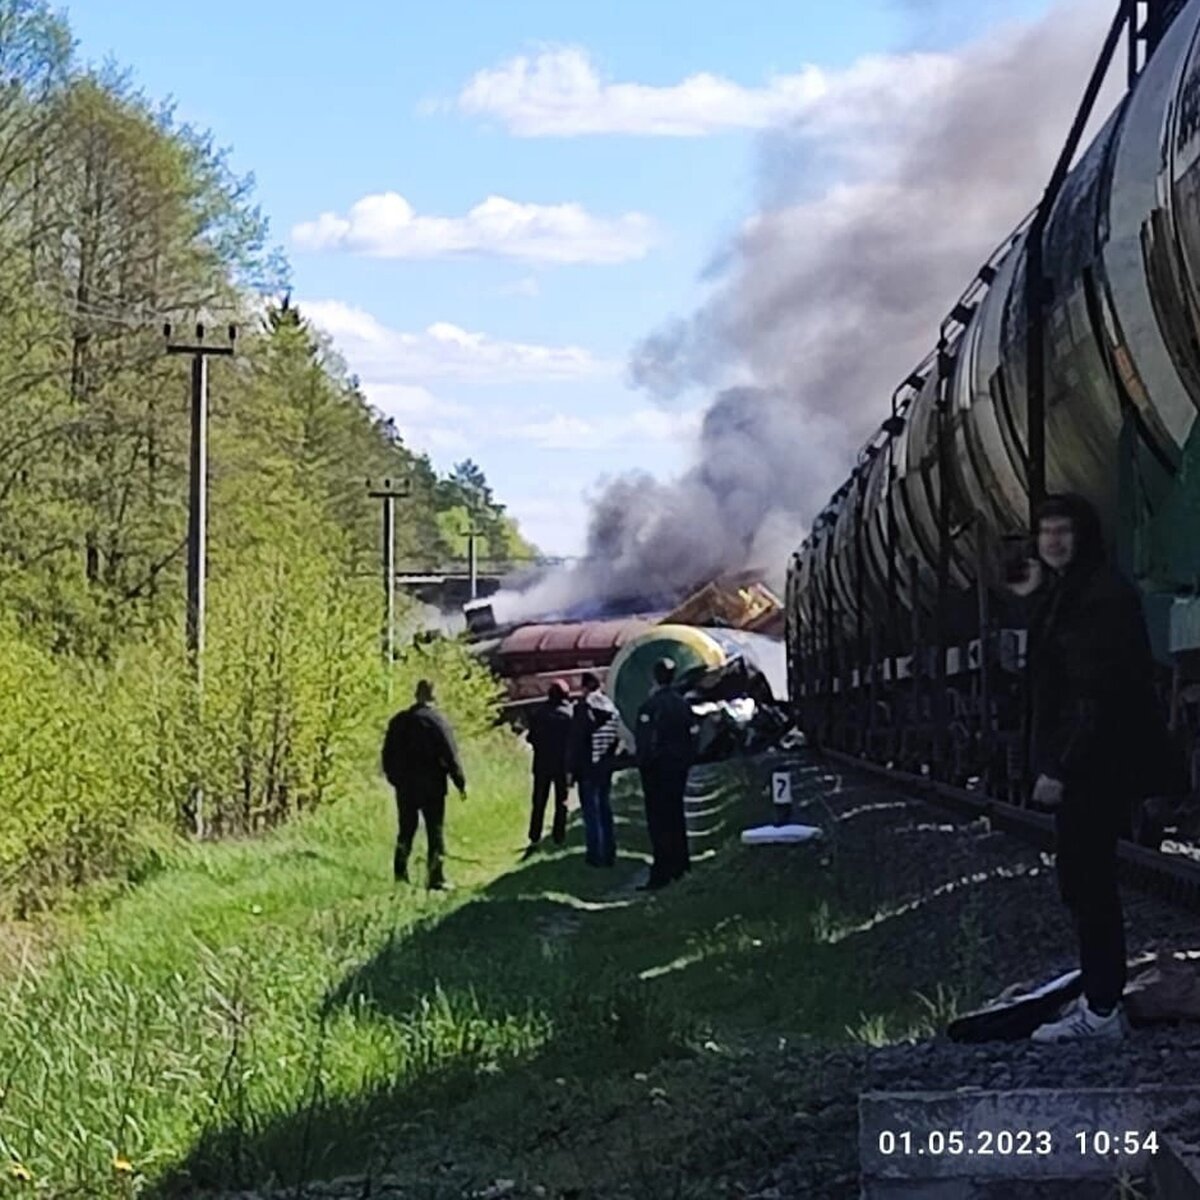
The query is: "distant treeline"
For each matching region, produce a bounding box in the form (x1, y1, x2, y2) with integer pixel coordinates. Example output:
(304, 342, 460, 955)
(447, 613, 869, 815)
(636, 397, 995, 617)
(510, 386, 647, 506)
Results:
(0, 0, 524, 912)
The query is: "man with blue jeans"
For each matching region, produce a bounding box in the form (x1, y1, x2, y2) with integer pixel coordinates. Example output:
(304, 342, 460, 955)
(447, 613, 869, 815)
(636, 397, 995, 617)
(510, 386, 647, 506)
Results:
(567, 673, 619, 866)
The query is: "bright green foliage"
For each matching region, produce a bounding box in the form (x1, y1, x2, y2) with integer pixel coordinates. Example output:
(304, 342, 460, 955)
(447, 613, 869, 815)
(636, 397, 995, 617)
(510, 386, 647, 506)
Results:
(0, 1, 533, 912)
(387, 629, 507, 741)
(0, 617, 186, 908)
(0, 738, 539, 1196)
(441, 459, 540, 562)
(0, 560, 505, 911)
(195, 541, 382, 835)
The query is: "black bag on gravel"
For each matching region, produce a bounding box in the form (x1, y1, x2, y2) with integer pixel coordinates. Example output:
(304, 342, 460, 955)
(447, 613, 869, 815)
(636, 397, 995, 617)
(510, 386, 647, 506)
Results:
(946, 969, 1083, 1043)
(947, 958, 1160, 1042)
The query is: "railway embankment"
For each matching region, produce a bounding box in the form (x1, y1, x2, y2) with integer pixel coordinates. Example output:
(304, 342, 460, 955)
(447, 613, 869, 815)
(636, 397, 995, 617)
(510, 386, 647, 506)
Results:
(3, 750, 1198, 1199)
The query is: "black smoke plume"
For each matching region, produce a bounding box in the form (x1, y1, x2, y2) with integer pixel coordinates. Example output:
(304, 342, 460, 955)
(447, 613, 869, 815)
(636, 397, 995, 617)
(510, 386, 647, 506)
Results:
(496, 0, 1119, 623)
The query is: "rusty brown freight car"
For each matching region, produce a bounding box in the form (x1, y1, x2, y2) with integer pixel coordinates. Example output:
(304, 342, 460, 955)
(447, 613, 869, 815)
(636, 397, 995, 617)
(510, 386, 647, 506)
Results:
(491, 617, 654, 711)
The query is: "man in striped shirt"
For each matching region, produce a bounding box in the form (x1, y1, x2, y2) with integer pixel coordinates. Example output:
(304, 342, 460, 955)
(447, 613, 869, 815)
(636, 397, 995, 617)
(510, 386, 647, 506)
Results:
(567, 673, 620, 867)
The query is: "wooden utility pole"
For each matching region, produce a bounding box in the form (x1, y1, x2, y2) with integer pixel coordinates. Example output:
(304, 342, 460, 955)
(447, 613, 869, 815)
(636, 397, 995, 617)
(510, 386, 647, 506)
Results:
(368, 477, 411, 700)
(462, 514, 485, 600)
(165, 321, 236, 837)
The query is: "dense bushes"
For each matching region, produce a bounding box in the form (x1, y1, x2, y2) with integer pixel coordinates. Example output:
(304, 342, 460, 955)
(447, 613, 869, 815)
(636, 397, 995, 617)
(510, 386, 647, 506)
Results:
(0, 544, 506, 914)
(0, 620, 163, 912)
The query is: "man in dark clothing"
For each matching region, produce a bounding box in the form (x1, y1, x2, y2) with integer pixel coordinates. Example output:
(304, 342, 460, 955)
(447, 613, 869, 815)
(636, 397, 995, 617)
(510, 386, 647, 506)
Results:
(524, 680, 573, 850)
(380, 679, 466, 890)
(635, 658, 699, 890)
(1010, 493, 1172, 1041)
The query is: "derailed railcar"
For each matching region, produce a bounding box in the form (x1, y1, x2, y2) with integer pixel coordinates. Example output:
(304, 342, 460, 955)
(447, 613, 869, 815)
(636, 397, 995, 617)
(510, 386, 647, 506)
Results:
(475, 616, 656, 717)
(786, 0, 1200, 837)
(606, 624, 789, 763)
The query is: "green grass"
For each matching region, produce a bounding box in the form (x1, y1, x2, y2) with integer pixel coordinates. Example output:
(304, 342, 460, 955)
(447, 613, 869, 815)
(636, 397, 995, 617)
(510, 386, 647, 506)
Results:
(0, 741, 995, 1199)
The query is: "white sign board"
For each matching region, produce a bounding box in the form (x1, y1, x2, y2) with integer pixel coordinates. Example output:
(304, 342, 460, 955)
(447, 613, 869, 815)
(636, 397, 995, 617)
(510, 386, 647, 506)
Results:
(772, 771, 793, 808)
(742, 824, 823, 845)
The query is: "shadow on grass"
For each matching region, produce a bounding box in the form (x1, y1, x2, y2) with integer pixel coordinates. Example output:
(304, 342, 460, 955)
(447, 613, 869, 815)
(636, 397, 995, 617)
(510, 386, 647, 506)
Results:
(147, 753, 1050, 1198)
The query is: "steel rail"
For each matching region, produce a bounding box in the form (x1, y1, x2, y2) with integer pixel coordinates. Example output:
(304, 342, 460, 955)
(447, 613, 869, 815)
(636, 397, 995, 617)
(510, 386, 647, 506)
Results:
(820, 748, 1200, 911)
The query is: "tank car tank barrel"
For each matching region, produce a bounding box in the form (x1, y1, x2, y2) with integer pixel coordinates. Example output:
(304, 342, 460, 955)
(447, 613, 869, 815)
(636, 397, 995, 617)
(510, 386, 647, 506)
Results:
(935, 335, 954, 775)
(886, 444, 899, 657)
(868, 621, 879, 749)
(786, 0, 1200, 794)
(1026, 230, 1047, 521)
(1027, 0, 1132, 522)
(804, 614, 814, 736)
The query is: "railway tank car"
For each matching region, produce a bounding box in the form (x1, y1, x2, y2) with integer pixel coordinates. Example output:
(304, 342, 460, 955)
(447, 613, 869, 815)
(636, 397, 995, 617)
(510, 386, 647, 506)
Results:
(786, 0, 1200, 832)
(606, 625, 786, 727)
(607, 625, 788, 760)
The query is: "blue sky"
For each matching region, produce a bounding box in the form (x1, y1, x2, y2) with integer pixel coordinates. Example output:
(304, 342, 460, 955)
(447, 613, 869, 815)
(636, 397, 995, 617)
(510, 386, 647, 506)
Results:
(62, 0, 1053, 557)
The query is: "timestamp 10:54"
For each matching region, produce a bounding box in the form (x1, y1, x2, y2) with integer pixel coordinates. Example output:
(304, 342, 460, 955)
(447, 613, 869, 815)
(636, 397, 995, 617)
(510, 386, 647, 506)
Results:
(1076, 1131, 1159, 1156)
(877, 1130, 1160, 1156)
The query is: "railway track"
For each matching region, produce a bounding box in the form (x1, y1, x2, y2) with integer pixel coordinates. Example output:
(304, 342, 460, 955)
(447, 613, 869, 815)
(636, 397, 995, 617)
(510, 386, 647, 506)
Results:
(820, 748, 1200, 912)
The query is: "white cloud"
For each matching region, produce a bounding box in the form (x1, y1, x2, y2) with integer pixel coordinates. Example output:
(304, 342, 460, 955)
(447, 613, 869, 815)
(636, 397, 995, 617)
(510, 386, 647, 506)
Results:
(350, 383, 473, 454)
(421, 426, 473, 451)
(292, 192, 654, 263)
(303, 299, 611, 383)
(629, 408, 703, 442)
(302, 299, 612, 462)
(506, 414, 595, 449)
(502, 406, 703, 450)
(367, 383, 470, 420)
(451, 45, 955, 137)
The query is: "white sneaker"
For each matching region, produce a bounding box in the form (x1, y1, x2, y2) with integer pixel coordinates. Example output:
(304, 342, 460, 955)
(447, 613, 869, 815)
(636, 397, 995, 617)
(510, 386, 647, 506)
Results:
(1030, 997, 1125, 1043)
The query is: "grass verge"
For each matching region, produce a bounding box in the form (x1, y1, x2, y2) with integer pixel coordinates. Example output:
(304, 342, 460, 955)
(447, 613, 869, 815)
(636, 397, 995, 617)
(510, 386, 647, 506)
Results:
(0, 744, 993, 1199)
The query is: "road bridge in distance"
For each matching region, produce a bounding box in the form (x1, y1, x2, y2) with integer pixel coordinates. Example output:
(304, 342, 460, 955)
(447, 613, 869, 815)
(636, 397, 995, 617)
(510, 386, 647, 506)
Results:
(394, 557, 575, 610)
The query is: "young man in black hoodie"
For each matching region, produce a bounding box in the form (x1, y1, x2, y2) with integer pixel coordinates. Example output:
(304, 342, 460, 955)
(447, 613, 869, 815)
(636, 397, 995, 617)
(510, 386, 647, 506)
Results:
(1009, 494, 1171, 1040)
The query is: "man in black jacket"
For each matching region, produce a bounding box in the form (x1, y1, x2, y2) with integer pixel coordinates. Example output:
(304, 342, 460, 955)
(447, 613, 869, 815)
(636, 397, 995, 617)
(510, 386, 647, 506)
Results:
(380, 679, 466, 890)
(635, 658, 699, 890)
(524, 680, 573, 850)
(1010, 494, 1171, 1041)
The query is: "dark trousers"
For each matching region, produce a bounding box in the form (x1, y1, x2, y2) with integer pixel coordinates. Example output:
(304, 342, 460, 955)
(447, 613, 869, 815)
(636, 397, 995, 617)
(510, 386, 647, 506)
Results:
(640, 763, 690, 886)
(1055, 794, 1131, 1012)
(394, 784, 446, 886)
(530, 769, 568, 844)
